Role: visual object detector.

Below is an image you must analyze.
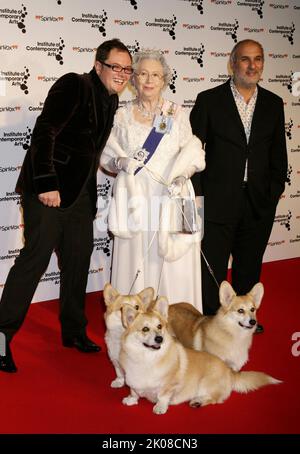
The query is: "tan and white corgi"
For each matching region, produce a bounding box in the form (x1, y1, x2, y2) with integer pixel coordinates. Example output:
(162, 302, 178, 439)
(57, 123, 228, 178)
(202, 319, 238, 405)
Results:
(168, 281, 264, 371)
(120, 296, 279, 414)
(103, 283, 154, 388)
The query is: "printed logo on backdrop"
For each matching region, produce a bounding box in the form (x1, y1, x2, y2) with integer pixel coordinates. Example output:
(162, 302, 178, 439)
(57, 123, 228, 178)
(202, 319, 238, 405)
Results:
(0, 222, 23, 233)
(237, 0, 264, 18)
(114, 18, 139, 27)
(291, 98, 300, 107)
(127, 40, 140, 55)
(0, 247, 20, 261)
(88, 267, 103, 276)
(210, 20, 239, 43)
(291, 145, 300, 153)
(182, 99, 196, 109)
(269, 22, 295, 45)
(0, 165, 22, 175)
(268, 71, 293, 94)
(123, 0, 138, 11)
(0, 4, 27, 33)
(126, 41, 168, 56)
(0, 126, 32, 150)
(0, 66, 30, 95)
(96, 178, 112, 233)
(35, 14, 64, 23)
(269, 3, 289, 10)
(286, 164, 293, 186)
(72, 46, 97, 54)
(244, 26, 264, 34)
(0, 105, 21, 113)
(0, 190, 20, 205)
(289, 234, 300, 246)
(175, 44, 205, 68)
(28, 101, 44, 113)
(290, 189, 300, 202)
(269, 52, 288, 60)
(71, 10, 108, 37)
(285, 119, 293, 140)
(211, 0, 232, 5)
(169, 69, 177, 94)
(183, 75, 205, 84)
(37, 75, 59, 84)
(40, 271, 60, 285)
(210, 73, 230, 85)
(26, 38, 65, 65)
(182, 23, 205, 32)
(0, 43, 18, 52)
(145, 15, 177, 40)
(93, 237, 112, 257)
(180, 0, 204, 15)
(210, 51, 230, 60)
(274, 210, 292, 231)
(268, 239, 285, 247)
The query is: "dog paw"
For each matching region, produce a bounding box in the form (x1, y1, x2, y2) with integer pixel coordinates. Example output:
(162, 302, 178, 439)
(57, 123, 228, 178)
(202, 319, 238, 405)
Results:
(153, 403, 168, 415)
(111, 377, 125, 388)
(122, 396, 138, 406)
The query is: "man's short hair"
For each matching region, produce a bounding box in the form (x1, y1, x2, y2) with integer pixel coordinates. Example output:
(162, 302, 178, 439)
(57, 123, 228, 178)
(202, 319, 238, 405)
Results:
(95, 38, 132, 63)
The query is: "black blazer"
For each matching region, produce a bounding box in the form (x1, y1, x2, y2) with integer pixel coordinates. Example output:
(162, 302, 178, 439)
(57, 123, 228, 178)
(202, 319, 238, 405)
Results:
(16, 68, 118, 215)
(190, 80, 288, 223)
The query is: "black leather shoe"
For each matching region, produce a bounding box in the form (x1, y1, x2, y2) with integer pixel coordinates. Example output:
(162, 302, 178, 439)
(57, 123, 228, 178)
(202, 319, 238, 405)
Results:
(62, 334, 101, 353)
(255, 323, 264, 334)
(0, 343, 17, 373)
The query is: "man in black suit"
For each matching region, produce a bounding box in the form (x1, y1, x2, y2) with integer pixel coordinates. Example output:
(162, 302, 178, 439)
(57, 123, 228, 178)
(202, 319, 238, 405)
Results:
(0, 38, 133, 372)
(190, 40, 287, 327)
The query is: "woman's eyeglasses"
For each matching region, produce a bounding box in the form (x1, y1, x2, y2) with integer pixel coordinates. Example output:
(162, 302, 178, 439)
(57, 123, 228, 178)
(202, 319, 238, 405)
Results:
(100, 61, 134, 75)
(135, 70, 164, 82)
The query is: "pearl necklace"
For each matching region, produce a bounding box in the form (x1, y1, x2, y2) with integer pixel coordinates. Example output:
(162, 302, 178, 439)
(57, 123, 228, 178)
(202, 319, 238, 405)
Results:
(136, 99, 162, 120)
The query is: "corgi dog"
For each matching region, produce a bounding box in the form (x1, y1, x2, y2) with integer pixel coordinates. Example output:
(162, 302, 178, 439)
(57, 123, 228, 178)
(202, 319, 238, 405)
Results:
(168, 281, 264, 371)
(103, 283, 154, 388)
(120, 297, 280, 415)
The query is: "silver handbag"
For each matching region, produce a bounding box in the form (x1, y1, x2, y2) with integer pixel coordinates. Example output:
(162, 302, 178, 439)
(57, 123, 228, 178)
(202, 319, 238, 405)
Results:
(167, 197, 200, 234)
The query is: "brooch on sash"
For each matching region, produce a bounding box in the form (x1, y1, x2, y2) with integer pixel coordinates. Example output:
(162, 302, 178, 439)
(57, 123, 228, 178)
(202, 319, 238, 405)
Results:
(153, 102, 176, 134)
(131, 148, 149, 163)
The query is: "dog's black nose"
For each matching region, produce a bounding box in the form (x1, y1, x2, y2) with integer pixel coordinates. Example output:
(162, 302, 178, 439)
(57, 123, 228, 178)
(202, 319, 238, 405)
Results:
(155, 335, 163, 344)
(249, 319, 257, 326)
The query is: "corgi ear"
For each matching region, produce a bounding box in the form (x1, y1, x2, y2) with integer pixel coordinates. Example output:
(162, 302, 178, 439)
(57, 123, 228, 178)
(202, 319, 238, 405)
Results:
(153, 296, 169, 319)
(219, 281, 236, 307)
(248, 283, 264, 309)
(103, 283, 119, 306)
(138, 287, 155, 308)
(122, 304, 138, 328)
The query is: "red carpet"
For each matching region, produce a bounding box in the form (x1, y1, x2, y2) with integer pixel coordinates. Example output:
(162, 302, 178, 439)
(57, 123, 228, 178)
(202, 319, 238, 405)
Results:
(0, 258, 299, 434)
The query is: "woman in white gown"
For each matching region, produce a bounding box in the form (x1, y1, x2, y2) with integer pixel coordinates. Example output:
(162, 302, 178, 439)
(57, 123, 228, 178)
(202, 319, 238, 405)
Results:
(101, 50, 205, 310)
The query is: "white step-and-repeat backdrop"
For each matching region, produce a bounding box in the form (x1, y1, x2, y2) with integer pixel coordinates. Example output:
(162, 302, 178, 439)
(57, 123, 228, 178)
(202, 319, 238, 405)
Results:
(0, 0, 299, 302)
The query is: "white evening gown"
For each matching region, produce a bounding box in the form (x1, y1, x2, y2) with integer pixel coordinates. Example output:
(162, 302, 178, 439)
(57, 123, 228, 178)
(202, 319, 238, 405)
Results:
(101, 101, 205, 311)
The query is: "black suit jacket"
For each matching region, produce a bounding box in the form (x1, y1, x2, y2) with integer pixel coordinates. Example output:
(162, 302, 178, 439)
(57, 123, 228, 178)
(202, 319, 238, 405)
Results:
(16, 68, 118, 215)
(190, 80, 287, 223)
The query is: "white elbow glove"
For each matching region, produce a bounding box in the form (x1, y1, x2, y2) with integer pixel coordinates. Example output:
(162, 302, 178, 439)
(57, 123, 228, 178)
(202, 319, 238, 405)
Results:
(114, 157, 144, 175)
(167, 176, 186, 198)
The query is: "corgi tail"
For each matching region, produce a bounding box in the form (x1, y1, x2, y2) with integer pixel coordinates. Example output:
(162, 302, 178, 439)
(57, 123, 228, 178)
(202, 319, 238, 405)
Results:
(232, 371, 282, 394)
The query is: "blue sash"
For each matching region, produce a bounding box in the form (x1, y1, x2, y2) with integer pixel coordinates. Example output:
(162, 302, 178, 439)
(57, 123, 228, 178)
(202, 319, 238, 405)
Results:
(134, 127, 164, 175)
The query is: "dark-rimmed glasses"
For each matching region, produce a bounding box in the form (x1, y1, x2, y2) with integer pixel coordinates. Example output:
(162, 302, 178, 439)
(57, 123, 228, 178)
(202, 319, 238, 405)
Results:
(99, 61, 134, 75)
